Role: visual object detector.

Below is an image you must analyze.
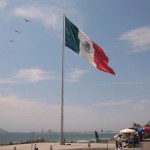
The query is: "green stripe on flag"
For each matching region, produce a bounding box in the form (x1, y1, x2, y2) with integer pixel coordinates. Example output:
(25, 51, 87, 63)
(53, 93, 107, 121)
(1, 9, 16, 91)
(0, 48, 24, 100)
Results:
(65, 17, 80, 54)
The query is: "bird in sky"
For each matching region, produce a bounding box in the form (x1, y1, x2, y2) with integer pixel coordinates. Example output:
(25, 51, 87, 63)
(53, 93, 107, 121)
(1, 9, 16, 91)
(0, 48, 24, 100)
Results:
(14, 30, 21, 33)
(9, 39, 14, 42)
(24, 18, 30, 22)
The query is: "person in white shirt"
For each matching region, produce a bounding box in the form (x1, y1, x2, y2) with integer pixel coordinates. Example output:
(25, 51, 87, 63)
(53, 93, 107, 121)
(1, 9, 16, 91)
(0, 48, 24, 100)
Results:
(117, 135, 122, 149)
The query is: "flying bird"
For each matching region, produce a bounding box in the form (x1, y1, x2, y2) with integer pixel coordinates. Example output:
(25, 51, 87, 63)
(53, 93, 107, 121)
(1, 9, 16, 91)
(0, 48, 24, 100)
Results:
(9, 39, 14, 42)
(14, 30, 21, 33)
(24, 18, 30, 22)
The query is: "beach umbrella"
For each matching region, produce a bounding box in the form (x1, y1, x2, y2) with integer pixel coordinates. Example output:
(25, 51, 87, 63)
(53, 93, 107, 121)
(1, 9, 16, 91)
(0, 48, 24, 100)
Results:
(120, 128, 135, 133)
(135, 127, 144, 133)
(114, 133, 122, 140)
(143, 126, 150, 131)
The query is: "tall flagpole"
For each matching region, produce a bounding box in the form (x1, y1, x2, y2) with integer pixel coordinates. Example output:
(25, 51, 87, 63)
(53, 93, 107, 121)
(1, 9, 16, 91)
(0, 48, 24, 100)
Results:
(60, 15, 65, 145)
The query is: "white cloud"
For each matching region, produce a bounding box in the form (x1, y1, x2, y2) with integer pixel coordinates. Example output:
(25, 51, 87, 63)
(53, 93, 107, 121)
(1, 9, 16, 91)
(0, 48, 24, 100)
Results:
(0, 95, 60, 131)
(14, 6, 61, 28)
(0, 95, 149, 132)
(96, 100, 128, 106)
(0, 79, 18, 84)
(0, 68, 58, 85)
(133, 99, 150, 111)
(120, 26, 150, 52)
(13, 1, 82, 31)
(0, 95, 95, 132)
(67, 68, 89, 82)
(0, 0, 7, 9)
(17, 68, 57, 82)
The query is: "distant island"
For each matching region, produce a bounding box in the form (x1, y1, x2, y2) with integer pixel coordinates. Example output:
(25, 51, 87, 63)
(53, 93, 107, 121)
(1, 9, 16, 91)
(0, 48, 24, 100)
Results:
(0, 128, 7, 133)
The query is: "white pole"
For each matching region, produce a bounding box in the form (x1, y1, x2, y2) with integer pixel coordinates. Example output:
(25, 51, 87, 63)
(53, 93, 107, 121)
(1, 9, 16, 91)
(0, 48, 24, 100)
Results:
(31, 131, 34, 150)
(60, 15, 65, 145)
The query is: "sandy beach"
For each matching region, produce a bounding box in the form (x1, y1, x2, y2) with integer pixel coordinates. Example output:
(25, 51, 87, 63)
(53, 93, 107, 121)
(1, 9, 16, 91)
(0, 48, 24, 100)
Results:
(0, 142, 115, 150)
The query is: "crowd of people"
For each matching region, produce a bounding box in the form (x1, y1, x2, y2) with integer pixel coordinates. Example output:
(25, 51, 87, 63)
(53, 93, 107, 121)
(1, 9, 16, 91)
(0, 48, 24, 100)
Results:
(114, 127, 150, 150)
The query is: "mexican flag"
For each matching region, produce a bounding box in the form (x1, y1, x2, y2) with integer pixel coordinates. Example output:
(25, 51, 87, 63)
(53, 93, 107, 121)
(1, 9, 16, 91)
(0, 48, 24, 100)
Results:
(65, 16, 115, 75)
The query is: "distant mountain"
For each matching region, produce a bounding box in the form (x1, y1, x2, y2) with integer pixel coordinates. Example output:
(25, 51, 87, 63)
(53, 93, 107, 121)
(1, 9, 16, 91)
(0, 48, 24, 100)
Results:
(0, 128, 7, 133)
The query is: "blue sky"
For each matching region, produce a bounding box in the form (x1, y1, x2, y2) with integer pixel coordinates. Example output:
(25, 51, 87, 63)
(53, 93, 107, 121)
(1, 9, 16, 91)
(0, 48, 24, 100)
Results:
(0, 0, 150, 132)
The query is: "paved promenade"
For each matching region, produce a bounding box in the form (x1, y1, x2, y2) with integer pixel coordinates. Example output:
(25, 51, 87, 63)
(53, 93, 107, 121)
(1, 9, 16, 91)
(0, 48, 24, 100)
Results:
(0, 139, 150, 150)
(0, 142, 115, 150)
(129, 138, 150, 150)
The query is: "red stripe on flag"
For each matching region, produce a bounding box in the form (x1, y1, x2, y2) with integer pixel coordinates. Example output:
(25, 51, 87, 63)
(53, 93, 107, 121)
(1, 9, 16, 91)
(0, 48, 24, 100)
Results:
(93, 41, 115, 75)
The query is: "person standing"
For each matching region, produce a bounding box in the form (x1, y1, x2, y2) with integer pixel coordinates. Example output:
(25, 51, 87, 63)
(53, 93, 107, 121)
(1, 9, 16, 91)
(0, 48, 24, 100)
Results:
(117, 135, 122, 150)
(34, 144, 38, 150)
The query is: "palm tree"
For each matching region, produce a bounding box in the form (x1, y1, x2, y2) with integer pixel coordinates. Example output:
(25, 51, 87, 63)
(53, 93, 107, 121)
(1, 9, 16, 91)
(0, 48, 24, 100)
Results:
(131, 122, 141, 128)
(145, 121, 150, 127)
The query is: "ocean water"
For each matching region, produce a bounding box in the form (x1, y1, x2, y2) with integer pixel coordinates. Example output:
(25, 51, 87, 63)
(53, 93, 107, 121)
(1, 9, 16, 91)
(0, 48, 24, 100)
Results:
(0, 132, 116, 144)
